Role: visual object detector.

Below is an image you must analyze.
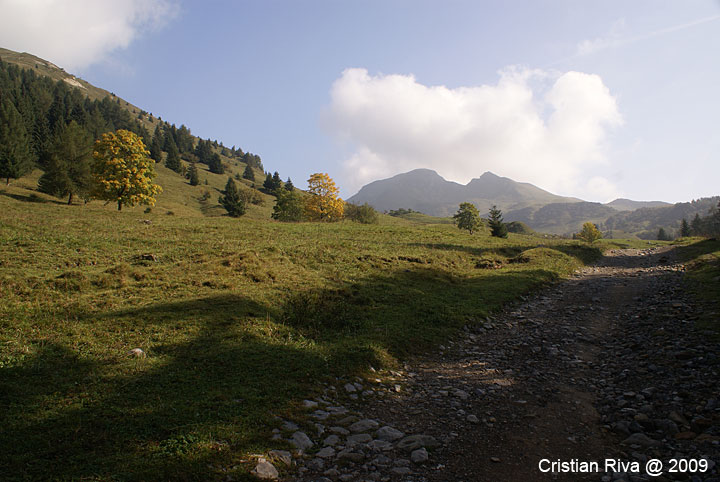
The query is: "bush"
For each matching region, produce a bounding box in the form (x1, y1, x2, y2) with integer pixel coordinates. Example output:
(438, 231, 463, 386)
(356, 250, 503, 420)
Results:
(345, 202, 379, 224)
(576, 222, 602, 243)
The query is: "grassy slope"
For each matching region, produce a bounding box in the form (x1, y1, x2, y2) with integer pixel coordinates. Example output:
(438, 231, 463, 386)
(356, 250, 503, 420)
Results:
(0, 169, 628, 480)
(674, 238, 720, 334)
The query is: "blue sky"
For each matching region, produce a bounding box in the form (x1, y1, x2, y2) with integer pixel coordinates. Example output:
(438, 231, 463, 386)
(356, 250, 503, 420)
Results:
(1, 0, 718, 203)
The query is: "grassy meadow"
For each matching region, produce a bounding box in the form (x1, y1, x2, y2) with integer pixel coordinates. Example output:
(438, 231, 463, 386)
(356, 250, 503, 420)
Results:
(1, 167, 654, 481)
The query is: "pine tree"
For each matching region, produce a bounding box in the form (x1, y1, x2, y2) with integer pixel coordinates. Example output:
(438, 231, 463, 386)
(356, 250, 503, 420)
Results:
(691, 213, 703, 236)
(272, 171, 283, 191)
(657, 227, 670, 241)
(165, 142, 182, 173)
(263, 173, 274, 192)
(186, 162, 199, 186)
(285, 177, 294, 191)
(680, 218, 691, 237)
(207, 153, 224, 174)
(37, 121, 94, 204)
(0, 97, 33, 184)
(488, 205, 508, 238)
(242, 163, 255, 181)
(218, 177, 246, 217)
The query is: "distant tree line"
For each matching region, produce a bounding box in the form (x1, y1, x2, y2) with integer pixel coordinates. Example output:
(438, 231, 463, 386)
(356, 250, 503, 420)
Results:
(0, 58, 263, 192)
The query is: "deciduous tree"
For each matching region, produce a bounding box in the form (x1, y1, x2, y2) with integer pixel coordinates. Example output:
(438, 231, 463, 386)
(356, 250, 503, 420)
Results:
(576, 222, 602, 243)
(305, 173, 344, 221)
(272, 189, 305, 221)
(453, 202, 482, 234)
(92, 129, 162, 211)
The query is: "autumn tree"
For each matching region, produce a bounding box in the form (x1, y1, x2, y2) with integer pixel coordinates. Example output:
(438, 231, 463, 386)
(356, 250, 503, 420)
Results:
(305, 172, 344, 221)
(488, 205, 508, 238)
(92, 129, 162, 211)
(453, 202, 482, 234)
(218, 177, 246, 217)
(38, 121, 94, 204)
(576, 222, 602, 243)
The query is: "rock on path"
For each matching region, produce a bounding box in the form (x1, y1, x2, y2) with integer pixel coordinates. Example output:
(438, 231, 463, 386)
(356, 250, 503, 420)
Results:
(280, 247, 718, 481)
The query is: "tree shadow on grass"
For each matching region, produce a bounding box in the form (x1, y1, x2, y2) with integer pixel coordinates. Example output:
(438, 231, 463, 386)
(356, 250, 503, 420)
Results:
(0, 189, 66, 205)
(0, 266, 571, 481)
(0, 294, 331, 481)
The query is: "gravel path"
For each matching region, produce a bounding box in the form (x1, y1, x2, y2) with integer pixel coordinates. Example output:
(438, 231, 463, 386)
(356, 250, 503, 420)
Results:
(269, 247, 719, 482)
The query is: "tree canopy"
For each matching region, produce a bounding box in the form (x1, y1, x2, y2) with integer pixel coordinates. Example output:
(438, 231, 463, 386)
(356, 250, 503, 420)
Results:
(453, 202, 482, 234)
(38, 121, 94, 204)
(92, 129, 162, 211)
(305, 173, 344, 221)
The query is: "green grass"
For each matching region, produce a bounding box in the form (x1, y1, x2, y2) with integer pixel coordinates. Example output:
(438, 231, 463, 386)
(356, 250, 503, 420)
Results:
(0, 176, 643, 480)
(674, 237, 720, 334)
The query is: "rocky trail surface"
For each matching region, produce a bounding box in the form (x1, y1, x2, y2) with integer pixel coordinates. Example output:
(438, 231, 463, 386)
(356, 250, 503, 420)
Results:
(258, 247, 719, 482)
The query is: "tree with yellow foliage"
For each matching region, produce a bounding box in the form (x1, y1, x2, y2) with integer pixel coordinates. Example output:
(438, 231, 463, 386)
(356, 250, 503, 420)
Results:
(305, 173, 344, 221)
(576, 222, 603, 243)
(92, 129, 162, 211)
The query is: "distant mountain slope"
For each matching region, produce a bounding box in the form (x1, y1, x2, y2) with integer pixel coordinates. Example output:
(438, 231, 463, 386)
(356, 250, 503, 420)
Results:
(505, 202, 618, 235)
(605, 198, 672, 211)
(603, 197, 720, 239)
(347, 169, 580, 217)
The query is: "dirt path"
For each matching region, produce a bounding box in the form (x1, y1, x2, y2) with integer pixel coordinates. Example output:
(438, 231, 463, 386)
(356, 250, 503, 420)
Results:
(281, 248, 719, 482)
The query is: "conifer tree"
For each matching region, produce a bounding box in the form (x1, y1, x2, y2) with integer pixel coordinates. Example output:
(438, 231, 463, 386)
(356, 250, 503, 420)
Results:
(272, 171, 283, 191)
(657, 227, 670, 241)
(691, 213, 703, 236)
(165, 142, 182, 173)
(488, 205, 508, 238)
(680, 218, 691, 237)
(218, 177, 246, 217)
(285, 177, 294, 191)
(187, 162, 199, 186)
(38, 121, 94, 204)
(263, 172, 274, 192)
(242, 163, 255, 181)
(207, 153, 224, 174)
(0, 97, 33, 184)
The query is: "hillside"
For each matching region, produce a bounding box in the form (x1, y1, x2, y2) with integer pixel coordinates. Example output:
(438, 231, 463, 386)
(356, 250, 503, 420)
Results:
(505, 201, 618, 235)
(348, 169, 580, 217)
(605, 198, 672, 212)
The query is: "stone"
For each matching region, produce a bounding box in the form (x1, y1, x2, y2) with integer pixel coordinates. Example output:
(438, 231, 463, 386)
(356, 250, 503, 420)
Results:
(252, 458, 279, 480)
(306, 457, 325, 471)
(411, 447, 429, 464)
(467, 414, 479, 424)
(323, 434, 340, 446)
(621, 433, 661, 447)
(268, 450, 292, 466)
(344, 383, 357, 393)
(367, 439, 394, 451)
(349, 419, 379, 433)
(396, 434, 440, 452)
(347, 433, 372, 445)
(337, 449, 365, 463)
(316, 447, 336, 458)
(303, 399, 319, 409)
(282, 421, 299, 431)
(375, 426, 405, 441)
(330, 426, 350, 435)
(291, 431, 314, 451)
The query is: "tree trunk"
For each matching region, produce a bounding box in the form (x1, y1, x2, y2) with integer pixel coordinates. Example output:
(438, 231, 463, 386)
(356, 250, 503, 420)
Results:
(68, 192, 73, 205)
(117, 199, 122, 211)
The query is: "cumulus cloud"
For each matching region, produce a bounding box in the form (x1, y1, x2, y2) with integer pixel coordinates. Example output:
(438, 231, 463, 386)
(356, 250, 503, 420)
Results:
(327, 67, 623, 200)
(0, 0, 179, 70)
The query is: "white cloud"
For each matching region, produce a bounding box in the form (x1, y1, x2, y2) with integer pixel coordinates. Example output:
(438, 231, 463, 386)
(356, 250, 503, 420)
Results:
(0, 0, 179, 70)
(327, 67, 623, 201)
